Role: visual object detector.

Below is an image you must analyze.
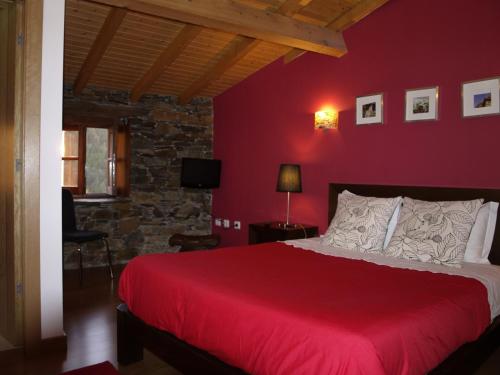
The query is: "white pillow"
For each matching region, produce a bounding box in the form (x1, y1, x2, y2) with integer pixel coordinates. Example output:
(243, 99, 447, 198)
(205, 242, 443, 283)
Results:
(322, 191, 402, 253)
(383, 202, 402, 249)
(464, 202, 498, 264)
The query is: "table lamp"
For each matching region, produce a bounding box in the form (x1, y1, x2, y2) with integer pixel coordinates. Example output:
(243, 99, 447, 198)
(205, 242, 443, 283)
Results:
(276, 164, 302, 227)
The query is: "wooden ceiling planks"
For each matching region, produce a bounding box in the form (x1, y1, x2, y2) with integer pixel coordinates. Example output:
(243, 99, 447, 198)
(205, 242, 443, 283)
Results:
(73, 7, 127, 95)
(64, 0, 109, 84)
(64, 0, 390, 101)
(89, 11, 185, 92)
(296, 0, 363, 25)
(88, 0, 347, 57)
(236, 0, 282, 10)
(200, 41, 291, 97)
(149, 28, 238, 96)
(178, 37, 262, 104)
(172, 0, 310, 103)
(130, 25, 203, 102)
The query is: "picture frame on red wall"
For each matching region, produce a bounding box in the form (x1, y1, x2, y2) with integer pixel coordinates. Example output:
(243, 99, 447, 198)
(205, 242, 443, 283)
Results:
(405, 86, 439, 122)
(356, 93, 384, 125)
(462, 77, 500, 118)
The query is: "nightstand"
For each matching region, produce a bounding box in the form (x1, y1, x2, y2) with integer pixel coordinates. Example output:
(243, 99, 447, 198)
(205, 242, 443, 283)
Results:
(248, 222, 319, 244)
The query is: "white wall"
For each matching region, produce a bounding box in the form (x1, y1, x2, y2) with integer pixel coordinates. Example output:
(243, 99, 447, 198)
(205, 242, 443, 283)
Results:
(40, 0, 65, 339)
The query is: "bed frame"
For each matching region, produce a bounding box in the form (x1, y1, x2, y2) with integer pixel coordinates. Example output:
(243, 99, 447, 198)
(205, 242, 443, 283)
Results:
(117, 183, 500, 374)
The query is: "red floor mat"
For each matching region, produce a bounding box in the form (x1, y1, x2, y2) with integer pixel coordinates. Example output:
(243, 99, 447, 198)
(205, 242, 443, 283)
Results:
(61, 361, 119, 375)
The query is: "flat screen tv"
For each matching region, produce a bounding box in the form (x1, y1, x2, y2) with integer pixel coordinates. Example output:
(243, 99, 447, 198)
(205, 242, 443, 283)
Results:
(180, 158, 221, 189)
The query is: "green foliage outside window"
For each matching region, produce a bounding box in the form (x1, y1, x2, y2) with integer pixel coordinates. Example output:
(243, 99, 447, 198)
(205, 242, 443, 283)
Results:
(85, 128, 109, 194)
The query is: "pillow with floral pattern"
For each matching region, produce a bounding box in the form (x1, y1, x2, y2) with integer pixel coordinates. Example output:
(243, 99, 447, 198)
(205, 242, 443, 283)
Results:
(385, 197, 483, 267)
(322, 191, 402, 253)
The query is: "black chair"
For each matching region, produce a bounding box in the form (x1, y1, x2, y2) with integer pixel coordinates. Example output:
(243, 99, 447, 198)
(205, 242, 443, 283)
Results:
(62, 189, 114, 284)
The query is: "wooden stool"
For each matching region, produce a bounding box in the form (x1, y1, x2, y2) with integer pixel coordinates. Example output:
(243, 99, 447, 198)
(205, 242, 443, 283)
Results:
(169, 233, 221, 252)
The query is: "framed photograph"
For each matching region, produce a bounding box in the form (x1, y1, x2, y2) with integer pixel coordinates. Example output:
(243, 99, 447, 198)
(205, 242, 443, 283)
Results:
(356, 93, 383, 125)
(462, 77, 500, 118)
(405, 86, 439, 122)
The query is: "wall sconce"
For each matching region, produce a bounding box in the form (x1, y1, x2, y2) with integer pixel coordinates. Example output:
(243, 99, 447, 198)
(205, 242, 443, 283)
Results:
(314, 110, 338, 129)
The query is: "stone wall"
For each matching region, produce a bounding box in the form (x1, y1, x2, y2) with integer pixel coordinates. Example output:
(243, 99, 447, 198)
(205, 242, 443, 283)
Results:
(63, 86, 213, 269)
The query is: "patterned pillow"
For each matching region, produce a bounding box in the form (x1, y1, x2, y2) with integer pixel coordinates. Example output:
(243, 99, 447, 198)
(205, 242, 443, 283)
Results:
(322, 191, 402, 253)
(385, 198, 483, 267)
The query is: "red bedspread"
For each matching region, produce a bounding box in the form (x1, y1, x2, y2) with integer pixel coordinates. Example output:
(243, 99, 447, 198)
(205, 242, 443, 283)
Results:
(119, 242, 490, 375)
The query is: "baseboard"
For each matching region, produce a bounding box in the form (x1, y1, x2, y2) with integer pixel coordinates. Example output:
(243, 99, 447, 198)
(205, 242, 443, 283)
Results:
(21, 332, 68, 359)
(41, 333, 67, 355)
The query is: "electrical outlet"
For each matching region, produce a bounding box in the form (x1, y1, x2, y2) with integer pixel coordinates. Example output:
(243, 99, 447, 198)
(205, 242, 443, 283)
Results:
(234, 221, 241, 230)
(223, 219, 231, 228)
(215, 218, 222, 227)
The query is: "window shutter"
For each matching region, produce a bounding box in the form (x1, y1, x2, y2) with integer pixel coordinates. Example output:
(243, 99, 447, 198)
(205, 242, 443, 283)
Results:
(106, 127, 116, 196)
(115, 122, 130, 197)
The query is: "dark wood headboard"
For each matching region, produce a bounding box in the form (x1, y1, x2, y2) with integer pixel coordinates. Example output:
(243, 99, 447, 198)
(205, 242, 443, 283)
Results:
(328, 183, 500, 266)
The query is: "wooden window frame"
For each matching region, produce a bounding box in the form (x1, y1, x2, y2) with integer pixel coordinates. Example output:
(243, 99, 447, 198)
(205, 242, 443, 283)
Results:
(62, 122, 130, 198)
(62, 124, 86, 196)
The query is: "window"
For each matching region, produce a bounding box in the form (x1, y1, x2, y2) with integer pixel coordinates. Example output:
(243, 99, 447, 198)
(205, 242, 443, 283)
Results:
(62, 123, 130, 197)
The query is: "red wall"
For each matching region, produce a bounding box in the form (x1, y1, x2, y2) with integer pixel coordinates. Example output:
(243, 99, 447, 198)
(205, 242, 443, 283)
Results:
(212, 0, 500, 246)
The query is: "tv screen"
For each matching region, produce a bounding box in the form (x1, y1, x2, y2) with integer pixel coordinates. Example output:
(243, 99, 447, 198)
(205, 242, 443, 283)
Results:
(181, 158, 221, 188)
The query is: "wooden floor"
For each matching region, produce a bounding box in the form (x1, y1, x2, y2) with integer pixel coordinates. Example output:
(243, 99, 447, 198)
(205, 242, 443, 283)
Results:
(0, 335, 14, 351)
(1, 265, 499, 374)
(1, 266, 181, 375)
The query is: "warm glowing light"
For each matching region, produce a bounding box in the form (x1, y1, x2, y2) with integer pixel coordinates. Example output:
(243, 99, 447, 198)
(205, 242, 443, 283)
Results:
(314, 110, 338, 129)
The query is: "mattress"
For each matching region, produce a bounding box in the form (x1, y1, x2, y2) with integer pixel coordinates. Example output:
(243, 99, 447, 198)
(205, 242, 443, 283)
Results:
(119, 241, 493, 375)
(288, 237, 500, 320)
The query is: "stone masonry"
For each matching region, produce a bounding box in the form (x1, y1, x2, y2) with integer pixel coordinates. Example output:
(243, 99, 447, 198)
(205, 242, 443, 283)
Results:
(63, 86, 213, 269)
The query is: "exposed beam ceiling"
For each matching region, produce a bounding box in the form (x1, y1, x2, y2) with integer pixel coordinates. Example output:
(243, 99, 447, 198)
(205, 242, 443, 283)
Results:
(65, 0, 392, 102)
(283, 0, 390, 64)
(88, 0, 347, 58)
(176, 0, 312, 104)
(130, 25, 202, 102)
(73, 7, 127, 95)
(237, 0, 282, 10)
(283, 48, 307, 64)
(277, 0, 314, 16)
(329, 0, 391, 31)
(178, 37, 261, 105)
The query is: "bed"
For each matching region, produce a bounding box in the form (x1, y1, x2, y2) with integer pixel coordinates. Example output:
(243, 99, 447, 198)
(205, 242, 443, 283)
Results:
(117, 184, 500, 374)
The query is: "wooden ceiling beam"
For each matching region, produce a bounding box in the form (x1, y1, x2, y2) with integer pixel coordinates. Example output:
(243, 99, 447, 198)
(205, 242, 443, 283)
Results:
(328, 0, 391, 31)
(88, 0, 346, 58)
(178, 37, 260, 105)
(73, 7, 127, 95)
(283, 48, 307, 64)
(176, 0, 312, 104)
(236, 0, 283, 10)
(276, 0, 314, 16)
(283, 0, 390, 64)
(130, 24, 202, 102)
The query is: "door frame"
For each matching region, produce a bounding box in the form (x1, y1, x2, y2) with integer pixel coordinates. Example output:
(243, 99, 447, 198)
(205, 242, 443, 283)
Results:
(18, 0, 43, 354)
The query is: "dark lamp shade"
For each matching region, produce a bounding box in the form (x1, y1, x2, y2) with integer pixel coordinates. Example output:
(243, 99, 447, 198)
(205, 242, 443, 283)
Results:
(276, 164, 302, 193)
